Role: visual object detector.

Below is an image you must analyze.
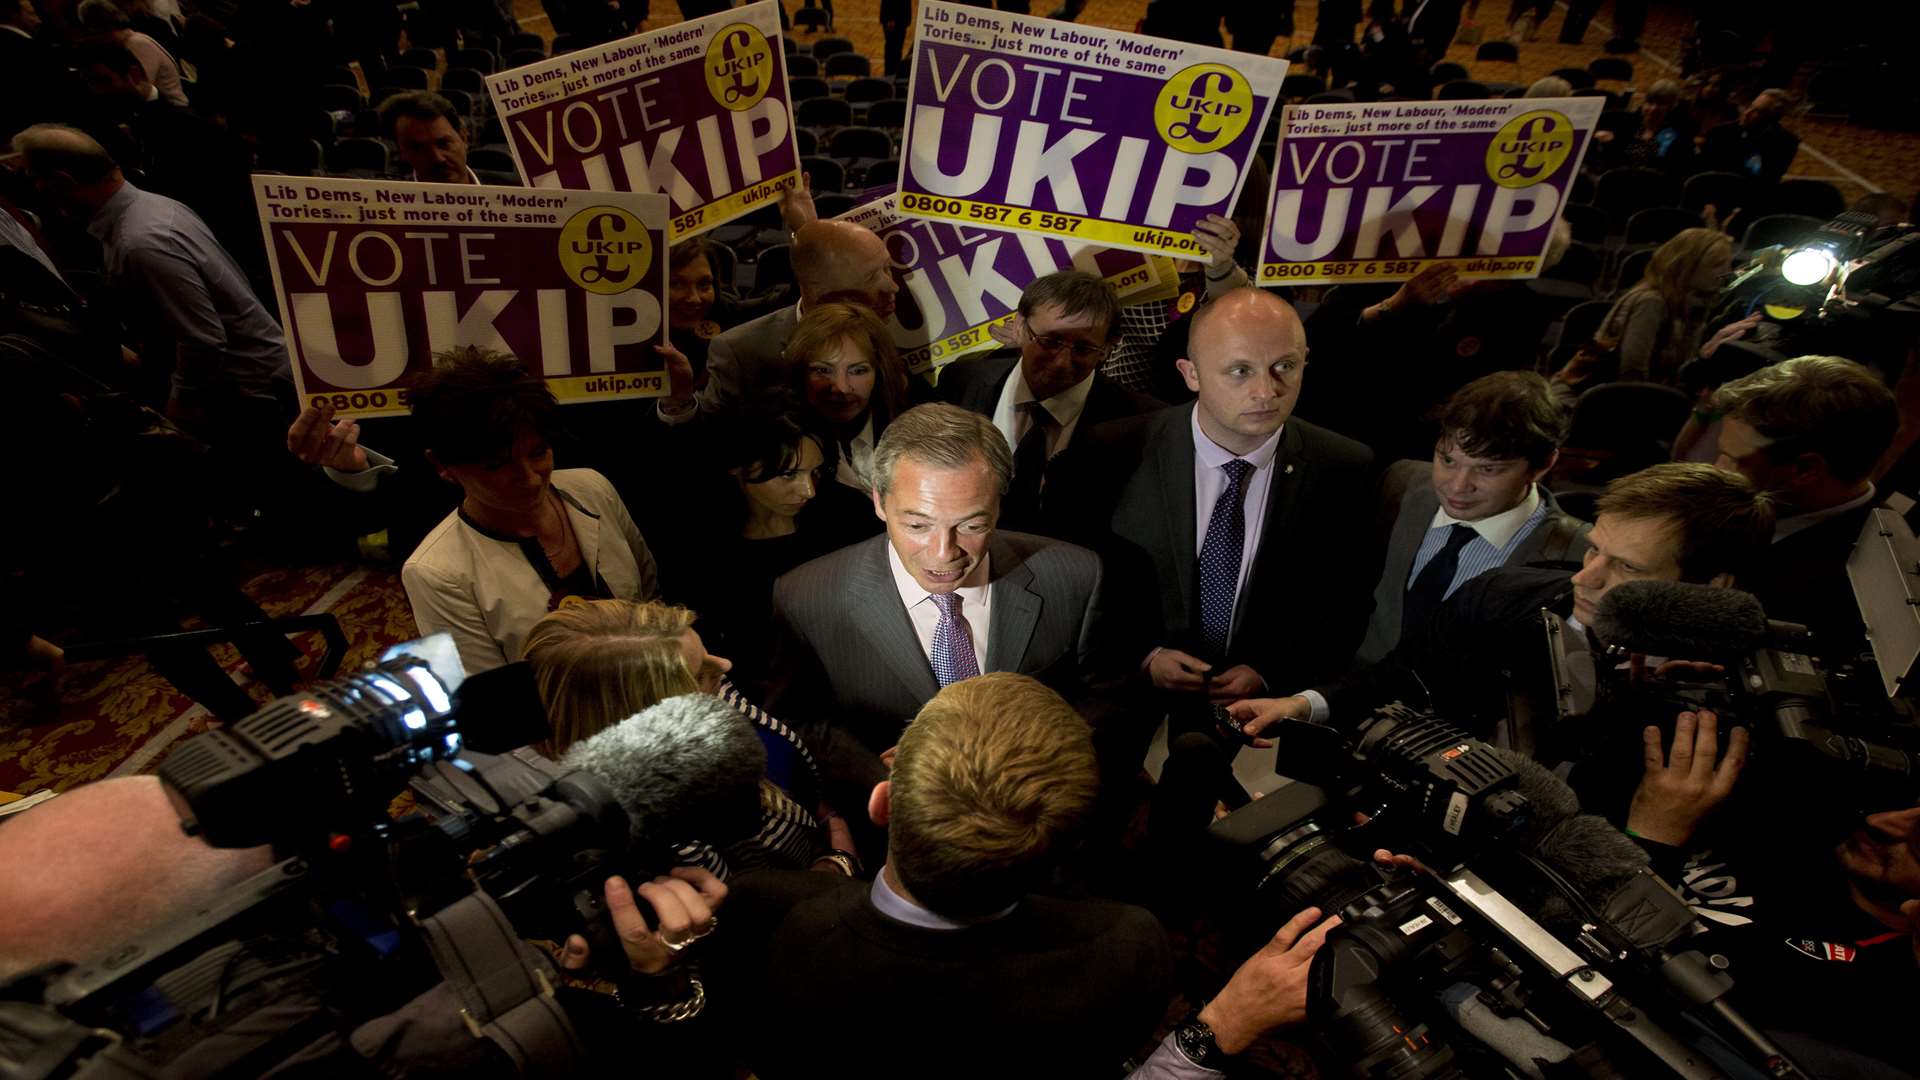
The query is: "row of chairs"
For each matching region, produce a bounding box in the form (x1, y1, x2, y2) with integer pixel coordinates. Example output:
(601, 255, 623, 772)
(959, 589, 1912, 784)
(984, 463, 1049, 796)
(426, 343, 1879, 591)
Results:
(1571, 168, 1844, 235)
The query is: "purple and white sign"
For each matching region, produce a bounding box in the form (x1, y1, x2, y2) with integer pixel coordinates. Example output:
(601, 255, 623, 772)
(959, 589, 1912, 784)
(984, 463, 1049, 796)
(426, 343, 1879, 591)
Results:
(897, 0, 1287, 258)
(486, 0, 799, 242)
(1257, 97, 1603, 285)
(256, 176, 670, 418)
(837, 194, 1178, 374)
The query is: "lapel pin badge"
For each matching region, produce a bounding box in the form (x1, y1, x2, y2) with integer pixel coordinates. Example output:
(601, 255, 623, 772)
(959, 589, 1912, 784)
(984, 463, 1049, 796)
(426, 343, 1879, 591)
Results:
(1284, 464, 1295, 475)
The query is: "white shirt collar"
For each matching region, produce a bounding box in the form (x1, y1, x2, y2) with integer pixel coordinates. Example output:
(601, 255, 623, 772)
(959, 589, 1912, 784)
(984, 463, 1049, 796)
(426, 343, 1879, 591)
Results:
(869, 864, 1016, 929)
(1429, 483, 1544, 551)
(1190, 405, 1284, 471)
(885, 536, 992, 612)
(1009, 364, 1097, 428)
(1774, 485, 1876, 543)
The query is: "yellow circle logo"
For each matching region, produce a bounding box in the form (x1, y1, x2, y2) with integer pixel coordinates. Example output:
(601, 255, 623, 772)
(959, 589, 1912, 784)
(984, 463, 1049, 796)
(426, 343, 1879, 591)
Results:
(559, 207, 653, 295)
(1154, 64, 1255, 154)
(1485, 109, 1576, 188)
(705, 23, 773, 112)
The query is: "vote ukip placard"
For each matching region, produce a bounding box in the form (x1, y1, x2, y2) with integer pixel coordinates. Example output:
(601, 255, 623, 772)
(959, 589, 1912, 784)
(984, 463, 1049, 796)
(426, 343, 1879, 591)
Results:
(255, 176, 670, 418)
(485, 0, 798, 242)
(836, 194, 1179, 374)
(897, 0, 1287, 258)
(1256, 97, 1604, 285)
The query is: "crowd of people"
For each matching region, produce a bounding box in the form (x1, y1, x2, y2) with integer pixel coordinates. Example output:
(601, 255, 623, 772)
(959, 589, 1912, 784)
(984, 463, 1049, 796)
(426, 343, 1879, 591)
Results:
(3, 2, 1919, 1079)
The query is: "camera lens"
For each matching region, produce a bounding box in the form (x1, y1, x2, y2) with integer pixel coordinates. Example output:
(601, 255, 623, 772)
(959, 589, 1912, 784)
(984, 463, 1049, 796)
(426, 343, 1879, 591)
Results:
(1255, 817, 1381, 915)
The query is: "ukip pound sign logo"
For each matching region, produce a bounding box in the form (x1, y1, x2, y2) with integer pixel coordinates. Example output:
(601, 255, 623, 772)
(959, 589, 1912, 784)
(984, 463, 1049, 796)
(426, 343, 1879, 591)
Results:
(1485, 109, 1575, 188)
(1155, 63, 1255, 155)
(705, 23, 773, 112)
(558, 206, 654, 295)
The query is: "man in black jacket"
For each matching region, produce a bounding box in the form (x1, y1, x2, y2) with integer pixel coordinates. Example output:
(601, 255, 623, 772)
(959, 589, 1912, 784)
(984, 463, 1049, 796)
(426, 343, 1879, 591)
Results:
(712, 673, 1173, 1078)
(1708, 355, 1898, 653)
(937, 270, 1162, 531)
(1051, 288, 1375, 848)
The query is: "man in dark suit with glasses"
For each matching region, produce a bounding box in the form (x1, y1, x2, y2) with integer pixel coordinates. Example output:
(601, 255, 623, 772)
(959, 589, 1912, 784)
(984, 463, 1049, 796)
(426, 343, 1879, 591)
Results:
(936, 271, 1162, 532)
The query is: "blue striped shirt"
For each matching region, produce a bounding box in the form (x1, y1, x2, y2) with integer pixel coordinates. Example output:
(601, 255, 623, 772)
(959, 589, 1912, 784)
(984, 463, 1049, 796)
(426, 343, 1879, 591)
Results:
(1406, 487, 1553, 601)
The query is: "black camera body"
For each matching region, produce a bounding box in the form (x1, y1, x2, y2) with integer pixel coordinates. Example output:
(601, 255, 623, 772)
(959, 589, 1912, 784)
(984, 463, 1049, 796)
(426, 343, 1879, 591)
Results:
(5, 638, 657, 1078)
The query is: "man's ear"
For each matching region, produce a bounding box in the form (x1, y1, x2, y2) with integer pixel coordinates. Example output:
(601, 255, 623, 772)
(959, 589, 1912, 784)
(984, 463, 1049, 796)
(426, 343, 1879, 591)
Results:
(871, 485, 886, 522)
(422, 448, 453, 484)
(1706, 571, 1735, 590)
(1532, 448, 1561, 483)
(1176, 357, 1200, 393)
(867, 779, 891, 827)
(1791, 450, 1830, 483)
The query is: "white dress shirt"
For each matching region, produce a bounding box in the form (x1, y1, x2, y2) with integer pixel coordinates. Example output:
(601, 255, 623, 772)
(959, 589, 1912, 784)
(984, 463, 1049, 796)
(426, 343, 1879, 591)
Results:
(1191, 408, 1285, 646)
(833, 415, 878, 494)
(887, 541, 991, 673)
(989, 364, 1097, 470)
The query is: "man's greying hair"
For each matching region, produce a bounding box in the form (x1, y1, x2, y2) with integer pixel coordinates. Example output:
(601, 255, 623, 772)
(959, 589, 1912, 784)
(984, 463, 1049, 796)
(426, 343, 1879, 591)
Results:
(1434, 371, 1568, 468)
(377, 90, 464, 140)
(11, 124, 119, 184)
(1017, 270, 1121, 341)
(1595, 463, 1775, 582)
(871, 402, 1013, 500)
(75, 0, 130, 31)
(1712, 355, 1898, 485)
(889, 673, 1099, 918)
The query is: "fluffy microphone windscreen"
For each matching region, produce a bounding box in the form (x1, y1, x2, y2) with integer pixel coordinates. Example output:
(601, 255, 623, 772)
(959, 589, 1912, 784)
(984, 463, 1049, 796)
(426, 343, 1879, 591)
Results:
(561, 693, 767, 843)
(1593, 580, 1769, 658)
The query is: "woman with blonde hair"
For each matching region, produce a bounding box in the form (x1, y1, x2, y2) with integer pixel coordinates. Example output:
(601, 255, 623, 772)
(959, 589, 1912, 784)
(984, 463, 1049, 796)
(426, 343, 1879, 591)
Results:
(524, 599, 858, 878)
(781, 301, 915, 495)
(1556, 227, 1734, 395)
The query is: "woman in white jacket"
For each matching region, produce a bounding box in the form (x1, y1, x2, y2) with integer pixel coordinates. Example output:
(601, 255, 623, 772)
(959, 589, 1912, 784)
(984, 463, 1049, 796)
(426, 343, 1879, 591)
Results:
(399, 349, 659, 675)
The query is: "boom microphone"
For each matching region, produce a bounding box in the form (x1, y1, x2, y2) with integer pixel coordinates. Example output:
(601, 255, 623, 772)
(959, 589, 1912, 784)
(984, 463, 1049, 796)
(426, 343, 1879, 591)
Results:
(1530, 814, 1696, 953)
(560, 694, 767, 846)
(1485, 745, 1581, 848)
(1592, 581, 1771, 659)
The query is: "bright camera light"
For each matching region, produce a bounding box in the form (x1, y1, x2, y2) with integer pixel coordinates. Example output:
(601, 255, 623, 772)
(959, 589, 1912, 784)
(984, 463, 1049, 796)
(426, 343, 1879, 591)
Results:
(1781, 247, 1838, 286)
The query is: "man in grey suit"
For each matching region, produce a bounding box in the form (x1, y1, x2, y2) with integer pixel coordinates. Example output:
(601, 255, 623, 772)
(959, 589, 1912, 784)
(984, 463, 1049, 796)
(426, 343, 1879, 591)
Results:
(936, 270, 1162, 531)
(656, 218, 899, 423)
(1352, 370, 1588, 668)
(762, 403, 1120, 851)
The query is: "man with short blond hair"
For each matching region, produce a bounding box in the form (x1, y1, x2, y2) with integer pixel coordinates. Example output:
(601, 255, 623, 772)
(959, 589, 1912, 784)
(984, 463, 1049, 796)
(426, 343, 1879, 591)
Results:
(713, 673, 1171, 1077)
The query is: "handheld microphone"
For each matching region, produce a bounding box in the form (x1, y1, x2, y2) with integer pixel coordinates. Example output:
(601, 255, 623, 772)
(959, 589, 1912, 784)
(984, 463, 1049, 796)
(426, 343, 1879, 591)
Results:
(1592, 581, 1770, 659)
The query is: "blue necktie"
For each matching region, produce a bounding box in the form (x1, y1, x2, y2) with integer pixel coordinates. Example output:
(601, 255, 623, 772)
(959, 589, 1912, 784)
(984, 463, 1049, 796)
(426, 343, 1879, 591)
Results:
(930, 591, 980, 687)
(1198, 459, 1254, 656)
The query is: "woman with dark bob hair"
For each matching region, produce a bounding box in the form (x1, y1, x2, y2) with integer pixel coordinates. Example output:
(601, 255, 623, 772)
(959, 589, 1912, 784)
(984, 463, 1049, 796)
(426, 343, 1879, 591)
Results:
(673, 411, 871, 685)
(400, 347, 658, 676)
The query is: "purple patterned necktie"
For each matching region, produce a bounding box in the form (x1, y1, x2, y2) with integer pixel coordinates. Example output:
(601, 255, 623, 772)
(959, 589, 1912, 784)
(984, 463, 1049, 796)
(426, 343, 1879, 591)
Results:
(929, 591, 980, 687)
(1198, 459, 1254, 656)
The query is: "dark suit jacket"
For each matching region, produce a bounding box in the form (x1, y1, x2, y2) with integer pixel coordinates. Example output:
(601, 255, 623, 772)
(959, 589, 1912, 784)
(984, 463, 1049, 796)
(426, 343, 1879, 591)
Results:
(763, 530, 1115, 786)
(1356, 461, 1590, 665)
(1742, 503, 1875, 652)
(1057, 404, 1378, 693)
(937, 350, 1163, 525)
(711, 870, 1172, 1080)
(695, 304, 799, 417)
(1325, 564, 1578, 742)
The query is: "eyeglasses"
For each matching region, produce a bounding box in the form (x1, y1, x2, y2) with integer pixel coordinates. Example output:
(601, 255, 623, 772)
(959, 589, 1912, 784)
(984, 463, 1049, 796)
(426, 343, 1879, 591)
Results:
(1022, 322, 1111, 362)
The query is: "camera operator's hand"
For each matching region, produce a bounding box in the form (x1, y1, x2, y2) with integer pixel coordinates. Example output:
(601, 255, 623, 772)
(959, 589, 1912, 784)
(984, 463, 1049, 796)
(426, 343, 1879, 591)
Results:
(1147, 647, 1211, 692)
(1225, 695, 1312, 738)
(1197, 906, 1342, 1052)
(560, 868, 728, 976)
(287, 400, 368, 472)
(1628, 709, 1748, 847)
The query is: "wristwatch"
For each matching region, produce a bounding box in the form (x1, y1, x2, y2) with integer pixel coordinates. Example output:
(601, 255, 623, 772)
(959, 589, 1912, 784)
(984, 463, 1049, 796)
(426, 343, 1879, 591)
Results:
(1173, 1007, 1231, 1070)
